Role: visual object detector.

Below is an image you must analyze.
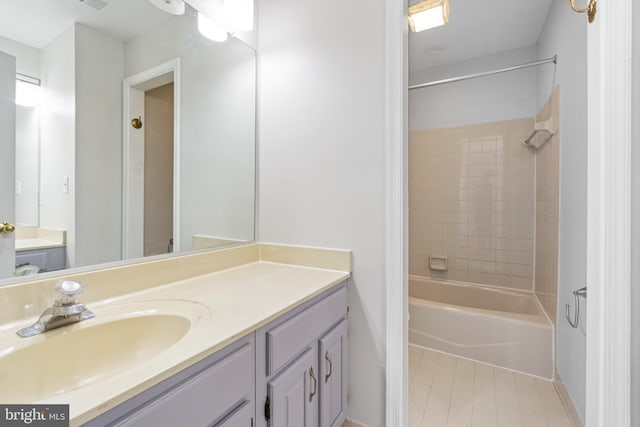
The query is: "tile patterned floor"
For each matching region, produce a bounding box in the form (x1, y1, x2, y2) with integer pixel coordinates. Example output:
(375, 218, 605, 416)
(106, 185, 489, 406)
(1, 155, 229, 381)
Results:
(409, 345, 573, 427)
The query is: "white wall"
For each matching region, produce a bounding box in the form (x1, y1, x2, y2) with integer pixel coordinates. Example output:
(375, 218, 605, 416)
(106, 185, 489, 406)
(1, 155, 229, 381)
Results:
(74, 23, 124, 267)
(409, 46, 538, 131)
(15, 106, 39, 226)
(125, 10, 256, 251)
(0, 35, 39, 78)
(0, 37, 41, 229)
(40, 27, 76, 268)
(631, 1, 639, 424)
(536, 1, 588, 421)
(258, 0, 387, 424)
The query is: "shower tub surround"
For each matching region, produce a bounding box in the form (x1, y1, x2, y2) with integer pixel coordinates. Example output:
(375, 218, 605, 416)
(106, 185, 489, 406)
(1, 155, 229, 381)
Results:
(409, 118, 536, 291)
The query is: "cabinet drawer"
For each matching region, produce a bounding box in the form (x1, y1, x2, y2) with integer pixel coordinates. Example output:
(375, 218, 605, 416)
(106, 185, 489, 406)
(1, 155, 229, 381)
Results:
(116, 342, 253, 427)
(266, 287, 347, 376)
(214, 400, 252, 427)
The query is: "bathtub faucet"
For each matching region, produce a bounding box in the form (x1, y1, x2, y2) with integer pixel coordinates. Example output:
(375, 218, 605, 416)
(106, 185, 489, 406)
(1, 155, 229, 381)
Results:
(17, 279, 95, 338)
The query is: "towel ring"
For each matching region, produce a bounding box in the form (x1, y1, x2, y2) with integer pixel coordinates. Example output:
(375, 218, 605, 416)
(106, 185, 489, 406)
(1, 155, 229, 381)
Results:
(569, 0, 597, 23)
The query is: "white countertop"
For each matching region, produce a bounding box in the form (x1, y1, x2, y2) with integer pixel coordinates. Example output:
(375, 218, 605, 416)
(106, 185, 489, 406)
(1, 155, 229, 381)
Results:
(15, 238, 66, 251)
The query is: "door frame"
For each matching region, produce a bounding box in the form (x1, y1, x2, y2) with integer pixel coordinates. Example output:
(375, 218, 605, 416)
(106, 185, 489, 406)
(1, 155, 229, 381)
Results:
(122, 58, 181, 259)
(0, 52, 16, 278)
(383, 1, 633, 426)
(585, 1, 632, 425)
(384, 0, 408, 426)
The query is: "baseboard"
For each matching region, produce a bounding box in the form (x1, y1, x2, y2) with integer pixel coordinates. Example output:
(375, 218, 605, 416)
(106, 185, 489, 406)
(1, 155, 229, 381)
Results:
(554, 374, 584, 427)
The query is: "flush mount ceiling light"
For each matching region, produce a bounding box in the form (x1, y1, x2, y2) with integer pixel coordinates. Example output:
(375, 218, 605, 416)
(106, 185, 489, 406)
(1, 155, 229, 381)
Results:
(408, 0, 450, 32)
(148, 0, 185, 15)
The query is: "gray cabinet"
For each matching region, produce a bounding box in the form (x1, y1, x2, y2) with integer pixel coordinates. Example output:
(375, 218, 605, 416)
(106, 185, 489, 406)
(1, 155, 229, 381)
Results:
(82, 281, 348, 427)
(15, 246, 65, 272)
(319, 319, 348, 427)
(214, 400, 253, 427)
(83, 336, 255, 427)
(258, 284, 348, 427)
(268, 348, 318, 427)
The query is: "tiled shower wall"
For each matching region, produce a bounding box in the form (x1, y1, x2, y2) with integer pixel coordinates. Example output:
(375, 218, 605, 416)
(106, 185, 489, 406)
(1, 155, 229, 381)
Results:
(534, 86, 560, 324)
(409, 118, 536, 291)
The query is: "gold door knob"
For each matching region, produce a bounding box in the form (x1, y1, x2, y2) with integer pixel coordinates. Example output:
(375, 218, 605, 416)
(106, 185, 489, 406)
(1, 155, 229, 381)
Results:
(0, 222, 15, 234)
(131, 116, 143, 129)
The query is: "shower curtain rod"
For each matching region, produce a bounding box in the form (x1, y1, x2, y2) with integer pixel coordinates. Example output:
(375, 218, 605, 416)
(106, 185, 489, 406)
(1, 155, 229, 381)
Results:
(408, 55, 557, 90)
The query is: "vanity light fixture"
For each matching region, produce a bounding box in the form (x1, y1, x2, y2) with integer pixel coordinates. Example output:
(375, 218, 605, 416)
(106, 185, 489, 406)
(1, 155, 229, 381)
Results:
(198, 12, 228, 42)
(408, 0, 450, 32)
(224, 0, 254, 31)
(148, 0, 185, 15)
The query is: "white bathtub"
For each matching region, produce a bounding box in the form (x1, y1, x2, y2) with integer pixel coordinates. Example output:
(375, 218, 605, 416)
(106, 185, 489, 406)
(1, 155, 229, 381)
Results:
(409, 275, 553, 378)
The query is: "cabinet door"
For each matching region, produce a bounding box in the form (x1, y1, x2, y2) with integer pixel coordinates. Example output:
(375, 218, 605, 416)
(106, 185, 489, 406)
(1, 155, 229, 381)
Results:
(268, 348, 318, 427)
(319, 319, 348, 427)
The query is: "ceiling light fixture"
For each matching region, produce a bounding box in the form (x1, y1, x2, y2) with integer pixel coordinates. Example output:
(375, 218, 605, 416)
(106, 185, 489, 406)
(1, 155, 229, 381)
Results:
(198, 12, 228, 42)
(408, 0, 450, 32)
(148, 0, 185, 15)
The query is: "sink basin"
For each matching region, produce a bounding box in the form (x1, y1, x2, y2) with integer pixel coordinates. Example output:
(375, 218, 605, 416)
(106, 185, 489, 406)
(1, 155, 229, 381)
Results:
(0, 300, 209, 402)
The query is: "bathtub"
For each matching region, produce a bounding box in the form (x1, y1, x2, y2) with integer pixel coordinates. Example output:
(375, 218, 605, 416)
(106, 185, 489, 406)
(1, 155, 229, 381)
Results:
(409, 275, 553, 379)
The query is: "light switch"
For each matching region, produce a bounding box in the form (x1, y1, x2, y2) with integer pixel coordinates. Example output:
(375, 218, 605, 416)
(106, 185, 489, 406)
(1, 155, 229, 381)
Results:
(15, 180, 22, 195)
(63, 176, 69, 194)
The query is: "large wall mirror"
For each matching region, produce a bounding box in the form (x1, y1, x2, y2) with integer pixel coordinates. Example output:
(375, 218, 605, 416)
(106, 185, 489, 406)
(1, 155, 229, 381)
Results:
(0, 0, 256, 282)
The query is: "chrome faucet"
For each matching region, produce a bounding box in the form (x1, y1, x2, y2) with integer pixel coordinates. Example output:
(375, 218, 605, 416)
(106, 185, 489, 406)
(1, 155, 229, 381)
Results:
(17, 279, 95, 338)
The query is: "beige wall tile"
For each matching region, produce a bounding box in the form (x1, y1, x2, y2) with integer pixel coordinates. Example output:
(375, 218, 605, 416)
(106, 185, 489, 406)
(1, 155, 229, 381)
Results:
(409, 118, 535, 290)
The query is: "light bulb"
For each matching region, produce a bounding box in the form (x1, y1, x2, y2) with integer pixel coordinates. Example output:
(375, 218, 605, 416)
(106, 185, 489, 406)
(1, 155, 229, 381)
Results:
(198, 12, 228, 42)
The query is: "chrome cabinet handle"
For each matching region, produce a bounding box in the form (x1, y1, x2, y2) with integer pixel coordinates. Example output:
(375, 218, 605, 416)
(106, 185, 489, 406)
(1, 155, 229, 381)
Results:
(325, 351, 333, 383)
(309, 366, 317, 402)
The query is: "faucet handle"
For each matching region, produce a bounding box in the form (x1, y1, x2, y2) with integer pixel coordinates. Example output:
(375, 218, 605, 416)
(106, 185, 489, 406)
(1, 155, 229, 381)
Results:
(54, 279, 86, 304)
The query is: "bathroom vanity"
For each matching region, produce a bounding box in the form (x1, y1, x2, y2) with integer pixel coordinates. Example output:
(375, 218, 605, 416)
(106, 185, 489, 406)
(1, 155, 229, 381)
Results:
(84, 283, 348, 427)
(0, 243, 351, 427)
(14, 227, 67, 273)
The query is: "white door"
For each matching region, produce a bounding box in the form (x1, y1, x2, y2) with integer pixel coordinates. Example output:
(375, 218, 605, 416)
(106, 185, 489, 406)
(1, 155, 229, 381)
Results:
(0, 51, 16, 279)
